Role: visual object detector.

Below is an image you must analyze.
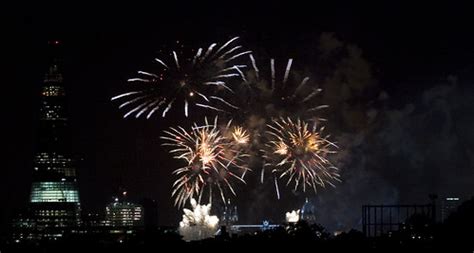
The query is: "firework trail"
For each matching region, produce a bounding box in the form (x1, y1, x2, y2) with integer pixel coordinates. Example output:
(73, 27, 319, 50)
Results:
(263, 117, 339, 198)
(161, 117, 250, 208)
(234, 54, 328, 122)
(111, 37, 251, 118)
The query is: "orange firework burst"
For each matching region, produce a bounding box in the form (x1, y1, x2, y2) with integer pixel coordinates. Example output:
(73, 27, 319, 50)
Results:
(161, 117, 250, 208)
(263, 117, 339, 198)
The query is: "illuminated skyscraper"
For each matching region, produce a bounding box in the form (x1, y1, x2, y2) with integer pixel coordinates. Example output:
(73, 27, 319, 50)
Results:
(27, 40, 81, 238)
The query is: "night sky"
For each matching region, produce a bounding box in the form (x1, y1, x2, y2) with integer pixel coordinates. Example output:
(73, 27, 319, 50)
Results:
(2, 2, 474, 232)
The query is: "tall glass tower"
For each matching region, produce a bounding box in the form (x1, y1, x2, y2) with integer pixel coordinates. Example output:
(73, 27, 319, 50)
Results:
(28, 41, 81, 237)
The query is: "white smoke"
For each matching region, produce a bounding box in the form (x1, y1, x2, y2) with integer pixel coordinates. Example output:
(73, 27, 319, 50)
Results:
(179, 198, 219, 241)
(285, 209, 300, 223)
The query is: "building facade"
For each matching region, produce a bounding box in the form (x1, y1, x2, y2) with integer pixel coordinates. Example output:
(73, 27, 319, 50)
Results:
(19, 41, 81, 240)
(105, 192, 144, 228)
(441, 197, 461, 222)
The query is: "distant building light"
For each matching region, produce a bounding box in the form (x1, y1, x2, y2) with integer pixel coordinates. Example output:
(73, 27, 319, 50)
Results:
(446, 197, 459, 201)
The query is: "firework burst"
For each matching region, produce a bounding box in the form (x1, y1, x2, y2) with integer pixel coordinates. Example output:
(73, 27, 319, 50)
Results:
(234, 54, 328, 121)
(111, 37, 251, 119)
(161, 117, 250, 208)
(263, 117, 339, 198)
(221, 121, 251, 147)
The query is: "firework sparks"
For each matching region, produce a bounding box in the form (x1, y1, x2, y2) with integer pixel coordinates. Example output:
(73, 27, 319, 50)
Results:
(237, 54, 327, 121)
(111, 37, 251, 118)
(263, 117, 339, 198)
(161, 117, 250, 208)
(230, 126, 250, 145)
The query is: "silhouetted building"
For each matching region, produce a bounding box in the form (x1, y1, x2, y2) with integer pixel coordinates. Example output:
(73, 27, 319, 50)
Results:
(220, 199, 238, 227)
(300, 198, 316, 224)
(82, 212, 104, 228)
(362, 202, 435, 237)
(13, 41, 81, 241)
(140, 198, 159, 230)
(441, 197, 461, 222)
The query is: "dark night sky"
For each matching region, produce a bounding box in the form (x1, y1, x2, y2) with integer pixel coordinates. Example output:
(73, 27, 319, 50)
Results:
(2, 2, 474, 231)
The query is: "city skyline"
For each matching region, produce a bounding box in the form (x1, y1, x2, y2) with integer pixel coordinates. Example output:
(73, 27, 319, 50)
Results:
(3, 2, 474, 236)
